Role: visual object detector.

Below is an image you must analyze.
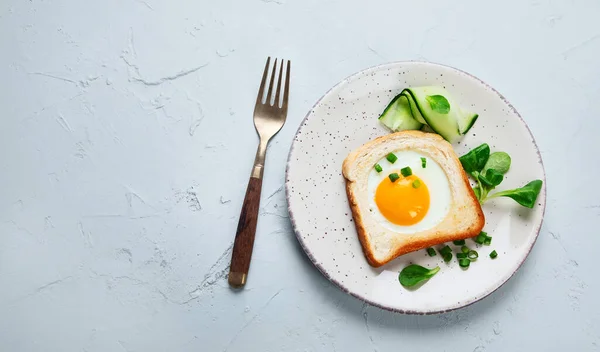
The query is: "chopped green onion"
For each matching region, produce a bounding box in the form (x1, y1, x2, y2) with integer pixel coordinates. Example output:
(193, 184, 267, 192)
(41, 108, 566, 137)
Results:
(474, 231, 487, 244)
(439, 245, 452, 255)
(388, 173, 400, 182)
(442, 252, 452, 262)
(386, 153, 398, 163)
(459, 258, 471, 268)
(374, 164, 383, 173)
(421, 157, 427, 168)
(400, 166, 412, 177)
(461, 246, 470, 254)
(484, 236, 492, 246)
(490, 250, 498, 259)
(453, 239, 465, 246)
(412, 180, 421, 188)
(468, 250, 479, 260)
(456, 252, 467, 259)
(426, 248, 436, 257)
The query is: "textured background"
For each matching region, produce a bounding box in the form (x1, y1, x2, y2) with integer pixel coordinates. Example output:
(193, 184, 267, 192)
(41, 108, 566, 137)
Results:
(1, 0, 599, 351)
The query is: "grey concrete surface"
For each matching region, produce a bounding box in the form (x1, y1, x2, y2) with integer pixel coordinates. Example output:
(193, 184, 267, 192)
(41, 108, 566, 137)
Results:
(1, 0, 598, 351)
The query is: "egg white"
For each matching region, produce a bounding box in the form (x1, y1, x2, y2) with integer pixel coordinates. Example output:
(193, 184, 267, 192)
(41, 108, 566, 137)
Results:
(367, 150, 451, 234)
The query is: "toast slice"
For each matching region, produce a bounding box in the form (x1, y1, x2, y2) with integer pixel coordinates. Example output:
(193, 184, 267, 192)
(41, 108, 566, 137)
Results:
(342, 130, 484, 267)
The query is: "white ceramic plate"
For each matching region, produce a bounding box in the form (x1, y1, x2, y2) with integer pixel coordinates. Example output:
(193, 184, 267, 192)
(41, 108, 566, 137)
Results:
(285, 62, 546, 314)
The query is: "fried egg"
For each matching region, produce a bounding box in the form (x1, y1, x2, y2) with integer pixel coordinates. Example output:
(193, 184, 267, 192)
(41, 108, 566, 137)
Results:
(367, 150, 451, 233)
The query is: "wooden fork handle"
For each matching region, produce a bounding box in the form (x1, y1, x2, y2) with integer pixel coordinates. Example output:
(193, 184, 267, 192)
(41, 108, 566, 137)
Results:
(228, 175, 263, 288)
(229, 140, 267, 288)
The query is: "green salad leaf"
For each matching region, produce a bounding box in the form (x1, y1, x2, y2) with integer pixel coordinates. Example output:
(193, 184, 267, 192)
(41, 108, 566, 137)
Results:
(399, 264, 440, 287)
(482, 152, 511, 175)
(485, 180, 543, 208)
(425, 95, 451, 114)
(459, 143, 490, 174)
(459, 144, 542, 208)
(479, 169, 504, 188)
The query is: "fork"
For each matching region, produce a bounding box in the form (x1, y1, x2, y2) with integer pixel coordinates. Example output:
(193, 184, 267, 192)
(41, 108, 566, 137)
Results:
(228, 57, 291, 288)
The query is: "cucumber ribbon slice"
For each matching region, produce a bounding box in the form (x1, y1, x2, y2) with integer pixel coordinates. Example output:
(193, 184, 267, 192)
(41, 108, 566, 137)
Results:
(379, 86, 478, 143)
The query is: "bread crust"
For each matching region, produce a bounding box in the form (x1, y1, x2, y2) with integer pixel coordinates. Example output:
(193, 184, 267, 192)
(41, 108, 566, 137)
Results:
(343, 130, 485, 267)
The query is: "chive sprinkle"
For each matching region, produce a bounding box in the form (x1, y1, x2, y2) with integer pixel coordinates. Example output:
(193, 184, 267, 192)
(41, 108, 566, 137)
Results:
(490, 250, 498, 259)
(386, 153, 398, 163)
(439, 245, 452, 255)
(456, 252, 467, 259)
(374, 163, 383, 173)
(459, 258, 471, 268)
(388, 173, 400, 182)
(426, 248, 436, 257)
(453, 239, 465, 246)
(421, 157, 427, 168)
(474, 231, 487, 244)
(412, 179, 421, 189)
(461, 246, 470, 254)
(442, 252, 452, 263)
(401, 166, 412, 177)
(468, 250, 479, 260)
(484, 236, 492, 246)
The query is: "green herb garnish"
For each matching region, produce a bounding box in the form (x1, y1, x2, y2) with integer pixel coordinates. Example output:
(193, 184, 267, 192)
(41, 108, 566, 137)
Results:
(399, 264, 440, 287)
(453, 239, 465, 246)
(425, 95, 451, 114)
(459, 144, 542, 208)
(401, 166, 412, 177)
(412, 179, 421, 188)
(484, 180, 543, 208)
(421, 157, 427, 168)
(388, 173, 400, 182)
(374, 163, 383, 173)
(473, 186, 481, 199)
(457, 252, 467, 259)
(386, 153, 398, 164)
(461, 246, 470, 254)
(439, 245, 452, 262)
(426, 247, 436, 257)
(482, 152, 511, 175)
(479, 169, 504, 188)
(468, 250, 479, 260)
(459, 258, 471, 268)
(474, 231, 487, 244)
(490, 250, 498, 259)
(484, 236, 492, 246)
(439, 245, 452, 255)
(459, 143, 490, 174)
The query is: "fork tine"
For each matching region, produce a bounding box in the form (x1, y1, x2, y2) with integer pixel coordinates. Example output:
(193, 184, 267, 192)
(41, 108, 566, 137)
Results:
(266, 58, 278, 105)
(274, 60, 284, 107)
(256, 57, 271, 106)
(282, 60, 291, 112)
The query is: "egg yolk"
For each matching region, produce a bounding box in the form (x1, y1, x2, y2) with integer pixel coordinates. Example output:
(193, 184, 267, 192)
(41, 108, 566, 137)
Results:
(375, 174, 430, 226)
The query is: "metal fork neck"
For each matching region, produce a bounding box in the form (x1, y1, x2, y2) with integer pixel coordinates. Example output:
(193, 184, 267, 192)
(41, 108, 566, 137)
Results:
(251, 139, 268, 179)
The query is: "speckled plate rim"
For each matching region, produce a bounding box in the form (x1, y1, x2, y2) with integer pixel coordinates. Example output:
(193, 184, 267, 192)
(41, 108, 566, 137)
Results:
(284, 61, 547, 315)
